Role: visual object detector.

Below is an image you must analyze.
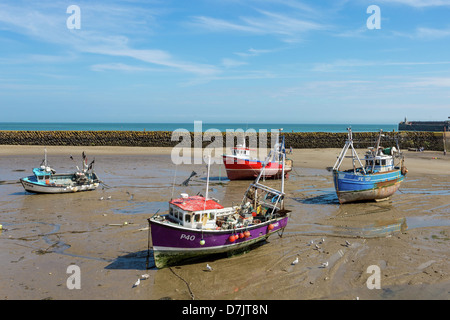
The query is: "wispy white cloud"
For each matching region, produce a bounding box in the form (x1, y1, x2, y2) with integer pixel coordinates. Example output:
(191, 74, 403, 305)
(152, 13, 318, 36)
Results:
(189, 8, 326, 42)
(221, 58, 247, 68)
(191, 16, 259, 33)
(415, 26, 450, 39)
(312, 59, 450, 72)
(0, 2, 219, 76)
(90, 63, 162, 73)
(378, 0, 450, 7)
(402, 77, 450, 87)
(234, 47, 277, 57)
(85, 46, 219, 76)
(269, 80, 373, 98)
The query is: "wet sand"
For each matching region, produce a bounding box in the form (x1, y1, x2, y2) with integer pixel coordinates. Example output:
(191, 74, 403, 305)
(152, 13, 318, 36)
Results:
(0, 145, 449, 300)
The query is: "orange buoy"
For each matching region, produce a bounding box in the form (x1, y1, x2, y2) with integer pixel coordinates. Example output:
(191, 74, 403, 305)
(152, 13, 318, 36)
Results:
(244, 231, 251, 238)
(268, 224, 274, 231)
(252, 211, 257, 217)
(229, 235, 236, 242)
(239, 232, 244, 239)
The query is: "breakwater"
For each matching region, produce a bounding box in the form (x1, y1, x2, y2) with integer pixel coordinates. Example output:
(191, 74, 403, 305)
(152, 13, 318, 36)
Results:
(0, 130, 446, 151)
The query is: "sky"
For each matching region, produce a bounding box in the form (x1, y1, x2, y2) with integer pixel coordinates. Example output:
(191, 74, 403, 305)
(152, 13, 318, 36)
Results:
(0, 0, 449, 124)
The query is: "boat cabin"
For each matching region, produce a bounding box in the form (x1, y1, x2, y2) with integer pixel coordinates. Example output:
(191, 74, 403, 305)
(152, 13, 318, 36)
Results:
(363, 147, 396, 173)
(32, 166, 56, 181)
(231, 144, 251, 158)
(168, 194, 236, 229)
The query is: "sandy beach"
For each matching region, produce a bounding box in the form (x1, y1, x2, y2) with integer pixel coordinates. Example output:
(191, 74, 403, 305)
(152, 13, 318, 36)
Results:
(0, 145, 449, 300)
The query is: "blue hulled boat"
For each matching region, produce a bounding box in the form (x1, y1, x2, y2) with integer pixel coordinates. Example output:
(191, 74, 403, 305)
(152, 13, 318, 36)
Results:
(332, 129, 407, 204)
(20, 149, 100, 194)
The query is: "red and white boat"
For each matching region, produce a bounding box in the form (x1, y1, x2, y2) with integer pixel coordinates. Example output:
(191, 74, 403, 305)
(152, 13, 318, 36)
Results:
(222, 133, 292, 180)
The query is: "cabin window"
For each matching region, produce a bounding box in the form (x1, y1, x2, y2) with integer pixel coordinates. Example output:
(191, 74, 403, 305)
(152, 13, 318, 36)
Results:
(209, 212, 215, 220)
(375, 160, 380, 166)
(194, 214, 201, 223)
(185, 214, 191, 223)
(381, 159, 386, 165)
(45, 175, 50, 180)
(38, 176, 43, 180)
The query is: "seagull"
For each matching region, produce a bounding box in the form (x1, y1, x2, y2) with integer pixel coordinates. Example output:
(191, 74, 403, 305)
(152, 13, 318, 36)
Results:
(107, 196, 112, 199)
(321, 238, 325, 243)
(314, 244, 321, 250)
(345, 240, 351, 247)
(206, 264, 213, 272)
(99, 197, 104, 200)
(133, 278, 140, 288)
(141, 274, 149, 280)
(292, 257, 299, 265)
(321, 261, 329, 268)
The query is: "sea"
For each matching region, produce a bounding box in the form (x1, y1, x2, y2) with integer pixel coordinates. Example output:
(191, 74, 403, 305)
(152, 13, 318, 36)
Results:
(0, 122, 398, 133)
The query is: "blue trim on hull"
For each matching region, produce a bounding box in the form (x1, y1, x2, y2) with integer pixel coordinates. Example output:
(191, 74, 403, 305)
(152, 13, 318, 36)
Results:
(333, 169, 406, 203)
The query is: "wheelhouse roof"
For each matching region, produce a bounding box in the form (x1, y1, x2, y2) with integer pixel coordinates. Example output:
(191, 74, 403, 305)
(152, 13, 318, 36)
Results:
(33, 168, 52, 176)
(169, 195, 224, 212)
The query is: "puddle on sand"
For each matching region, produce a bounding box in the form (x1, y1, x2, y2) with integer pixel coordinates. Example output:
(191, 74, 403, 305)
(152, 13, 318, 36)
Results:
(4, 221, 70, 255)
(3, 221, 112, 262)
(400, 188, 450, 196)
(286, 218, 408, 239)
(113, 201, 168, 215)
(406, 214, 450, 229)
(329, 218, 408, 238)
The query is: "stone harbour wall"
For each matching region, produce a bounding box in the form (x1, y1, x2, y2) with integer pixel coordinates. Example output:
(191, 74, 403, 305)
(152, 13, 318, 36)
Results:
(0, 130, 446, 151)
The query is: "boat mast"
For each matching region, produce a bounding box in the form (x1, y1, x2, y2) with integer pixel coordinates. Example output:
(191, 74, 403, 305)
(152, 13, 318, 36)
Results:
(281, 134, 285, 195)
(239, 128, 285, 208)
(333, 128, 366, 174)
(204, 156, 211, 210)
(372, 129, 383, 172)
(375, 129, 383, 155)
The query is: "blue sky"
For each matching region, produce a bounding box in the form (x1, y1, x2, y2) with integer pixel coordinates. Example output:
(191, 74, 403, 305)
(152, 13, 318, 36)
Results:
(0, 0, 449, 124)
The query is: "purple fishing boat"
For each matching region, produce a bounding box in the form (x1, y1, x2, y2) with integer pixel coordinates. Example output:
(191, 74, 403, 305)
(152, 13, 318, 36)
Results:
(148, 132, 290, 268)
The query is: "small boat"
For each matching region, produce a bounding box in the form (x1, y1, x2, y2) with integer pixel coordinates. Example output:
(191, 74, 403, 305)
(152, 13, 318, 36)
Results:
(332, 128, 407, 204)
(222, 130, 292, 180)
(20, 149, 100, 194)
(148, 141, 291, 268)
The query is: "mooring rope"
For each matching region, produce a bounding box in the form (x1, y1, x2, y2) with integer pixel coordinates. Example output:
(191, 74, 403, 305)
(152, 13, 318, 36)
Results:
(168, 267, 195, 300)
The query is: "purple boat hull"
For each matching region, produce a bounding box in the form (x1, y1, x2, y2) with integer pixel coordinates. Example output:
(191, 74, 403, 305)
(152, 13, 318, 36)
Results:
(150, 215, 289, 268)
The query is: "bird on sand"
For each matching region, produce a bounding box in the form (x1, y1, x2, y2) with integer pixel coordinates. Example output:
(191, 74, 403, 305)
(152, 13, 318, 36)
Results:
(99, 197, 104, 200)
(133, 278, 140, 288)
(321, 261, 329, 268)
(141, 274, 149, 280)
(314, 244, 321, 250)
(206, 264, 213, 271)
(292, 257, 299, 265)
(345, 240, 351, 247)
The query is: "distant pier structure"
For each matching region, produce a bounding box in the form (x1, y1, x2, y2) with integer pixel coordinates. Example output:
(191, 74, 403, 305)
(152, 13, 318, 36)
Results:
(398, 117, 450, 132)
